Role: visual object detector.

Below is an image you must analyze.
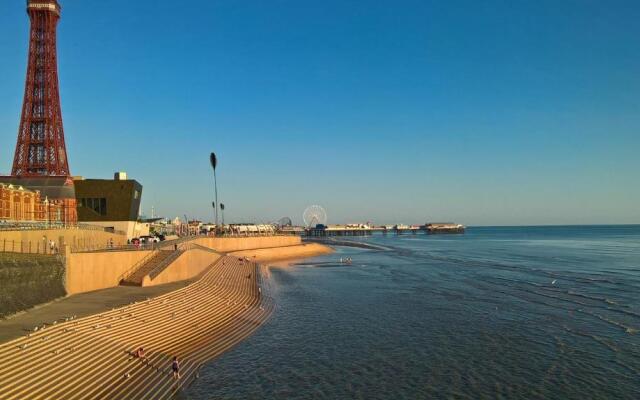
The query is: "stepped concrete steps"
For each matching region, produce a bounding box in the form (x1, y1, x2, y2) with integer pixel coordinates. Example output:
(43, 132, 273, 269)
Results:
(38, 260, 253, 400)
(0, 278, 196, 344)
(108, 302, 271, 400)
(88, 261, 263, 400)
(76, 290, 256, 397)
(0, 277, 242, 390)
(140, 300, 273, 400)
(124, 250, 177, 285)
(122, 250, 176, 286)
(2, 258, 258, 398)
(0, 256, 272, 400)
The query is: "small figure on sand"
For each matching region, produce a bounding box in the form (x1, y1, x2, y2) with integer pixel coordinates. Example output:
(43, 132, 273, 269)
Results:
(172, 356, 181, 379)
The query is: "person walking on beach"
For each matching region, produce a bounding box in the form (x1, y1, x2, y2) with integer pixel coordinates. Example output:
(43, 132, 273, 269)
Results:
(171, 356, 181, 379)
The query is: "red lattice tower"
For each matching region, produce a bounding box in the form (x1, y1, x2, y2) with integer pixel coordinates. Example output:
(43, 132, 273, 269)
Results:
(12, 0, 70, 177)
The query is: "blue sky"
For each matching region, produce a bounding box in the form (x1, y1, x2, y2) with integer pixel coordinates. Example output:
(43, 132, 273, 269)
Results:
(0, 0, 639, 226)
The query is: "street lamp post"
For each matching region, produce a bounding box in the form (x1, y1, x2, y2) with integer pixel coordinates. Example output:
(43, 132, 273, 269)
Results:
(220, 203, 225, 226)
(184, 214, 189, 236)
(209, 152, 219, 227)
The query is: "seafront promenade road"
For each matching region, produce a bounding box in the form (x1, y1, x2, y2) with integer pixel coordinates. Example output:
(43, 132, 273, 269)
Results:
(0, 255, 273, 400)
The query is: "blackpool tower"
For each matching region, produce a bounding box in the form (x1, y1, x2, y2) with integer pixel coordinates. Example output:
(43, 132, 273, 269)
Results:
(12, 0, 69, 176)
(2, 0, 77, 225)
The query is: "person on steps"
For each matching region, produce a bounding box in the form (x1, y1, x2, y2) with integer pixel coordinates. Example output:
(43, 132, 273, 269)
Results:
(172, 356, 181, 379)
(134, 347, 148, 363)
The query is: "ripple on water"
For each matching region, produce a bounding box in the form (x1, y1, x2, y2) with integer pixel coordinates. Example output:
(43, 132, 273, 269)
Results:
(184, 226, 640, 400)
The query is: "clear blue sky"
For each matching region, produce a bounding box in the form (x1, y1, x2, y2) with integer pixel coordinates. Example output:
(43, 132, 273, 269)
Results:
(1, 0, 639, 226)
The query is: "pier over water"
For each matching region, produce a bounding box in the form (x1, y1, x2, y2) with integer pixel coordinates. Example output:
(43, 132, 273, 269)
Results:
(304, 223, 465, 237)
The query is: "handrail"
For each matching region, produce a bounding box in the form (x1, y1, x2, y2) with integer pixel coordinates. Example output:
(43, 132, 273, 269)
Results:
(117, 249, 159, 283)
(147, 247, 188, 281)
(189, 243, 221, 254)
(146, 242, 224, 281)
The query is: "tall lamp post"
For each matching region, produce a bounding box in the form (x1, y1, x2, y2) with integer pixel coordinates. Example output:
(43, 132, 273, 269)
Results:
(220, 203, 225, 226)
(184, 214, 189, 236)
(210, 152, 219, 227)
(211, 202, 216, 234)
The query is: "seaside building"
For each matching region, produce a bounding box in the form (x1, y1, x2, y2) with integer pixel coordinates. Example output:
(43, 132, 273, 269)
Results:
(0, 183, 66, 224)
(74, 172, 145, 238)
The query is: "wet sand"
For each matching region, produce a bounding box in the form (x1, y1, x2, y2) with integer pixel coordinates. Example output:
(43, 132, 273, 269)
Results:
(229, 243, 333, 263)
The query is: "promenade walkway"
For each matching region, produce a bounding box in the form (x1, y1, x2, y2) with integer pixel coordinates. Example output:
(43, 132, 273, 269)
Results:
(0, 280, 194, 344)
(0, 255, 273, 400)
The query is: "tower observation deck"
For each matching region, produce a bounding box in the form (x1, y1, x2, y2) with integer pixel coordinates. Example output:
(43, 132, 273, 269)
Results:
(12, 0, 69, 176)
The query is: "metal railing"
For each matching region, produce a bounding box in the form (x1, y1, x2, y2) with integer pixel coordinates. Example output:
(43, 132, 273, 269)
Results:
(147, 248, 187, 281)
(71, 242, 159, 253)
(0, 220, 125, 235)
(117, 249, 160, 283)
(0, 238, 61, 254)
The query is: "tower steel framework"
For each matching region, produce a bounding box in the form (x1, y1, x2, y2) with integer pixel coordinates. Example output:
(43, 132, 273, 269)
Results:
(12, 0, 70, 176)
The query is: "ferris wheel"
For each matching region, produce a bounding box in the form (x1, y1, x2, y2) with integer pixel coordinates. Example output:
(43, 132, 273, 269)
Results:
(303, 205, 328, 227)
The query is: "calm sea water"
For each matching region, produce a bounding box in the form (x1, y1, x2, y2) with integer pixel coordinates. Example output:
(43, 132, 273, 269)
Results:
(184, 226, 640, 399)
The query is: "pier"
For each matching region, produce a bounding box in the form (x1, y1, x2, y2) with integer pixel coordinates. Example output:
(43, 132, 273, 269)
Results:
(304, 223, 465, 237)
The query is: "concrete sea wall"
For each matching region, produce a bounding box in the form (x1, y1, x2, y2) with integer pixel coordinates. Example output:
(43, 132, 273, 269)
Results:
(62, 236, 310, 295)
(0, 253, 65, 318)
(143, 248, 221, 287)
(65, 249, 153, 295)
(1, 236, 331, 319)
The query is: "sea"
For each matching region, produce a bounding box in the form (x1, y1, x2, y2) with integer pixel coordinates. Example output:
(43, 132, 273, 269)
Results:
(183, 225, 640, 399)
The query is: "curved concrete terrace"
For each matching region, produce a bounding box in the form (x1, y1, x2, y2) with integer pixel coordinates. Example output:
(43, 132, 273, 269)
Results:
(0, 255, 273, 400)
(0, 279, 195, 344)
